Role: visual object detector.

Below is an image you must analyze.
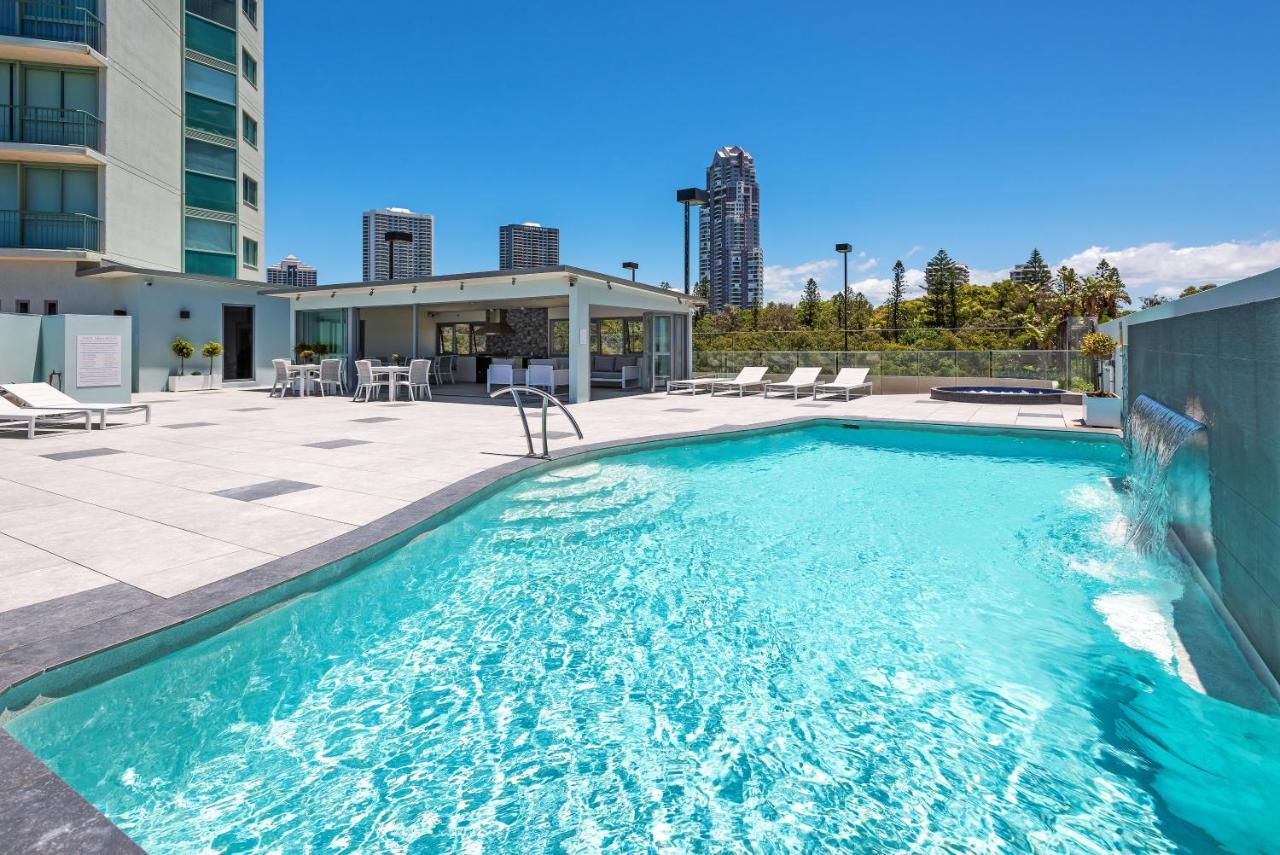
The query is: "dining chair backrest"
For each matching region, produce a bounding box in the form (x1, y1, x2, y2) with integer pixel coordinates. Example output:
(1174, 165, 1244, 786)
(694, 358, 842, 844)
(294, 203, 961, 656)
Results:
(272, 359, 290, 383)
(489, 364, 513, 385)
(367, 358, 381, 367)
(355, 359, 374, 386)
(491, 358, 514, 366)
(409, 359, 431, 384)
(320, 359, 342, 382)
(527, 364, 553, 388)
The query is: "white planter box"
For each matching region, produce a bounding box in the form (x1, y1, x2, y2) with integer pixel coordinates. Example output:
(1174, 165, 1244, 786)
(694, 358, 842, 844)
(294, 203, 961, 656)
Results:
(168, 373, 222, 392)
(1083, 394, 1122, 428)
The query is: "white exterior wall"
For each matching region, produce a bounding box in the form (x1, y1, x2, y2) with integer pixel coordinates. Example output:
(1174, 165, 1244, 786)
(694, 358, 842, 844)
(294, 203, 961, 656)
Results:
(100, 0, 184, 270)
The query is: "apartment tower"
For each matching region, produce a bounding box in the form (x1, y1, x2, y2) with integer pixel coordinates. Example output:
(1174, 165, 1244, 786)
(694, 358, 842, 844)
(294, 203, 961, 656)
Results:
(0, 0, 266, 282)
(698, 146, 763, 313)
(266, 254, 318, 287)
(363, 207, 434, 281)
(498, 222, 559, 270)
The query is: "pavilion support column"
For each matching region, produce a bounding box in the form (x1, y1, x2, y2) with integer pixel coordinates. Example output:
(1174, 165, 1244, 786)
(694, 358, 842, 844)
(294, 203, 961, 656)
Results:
(568, 284, 592, 404)
(411, 305, 418, 359)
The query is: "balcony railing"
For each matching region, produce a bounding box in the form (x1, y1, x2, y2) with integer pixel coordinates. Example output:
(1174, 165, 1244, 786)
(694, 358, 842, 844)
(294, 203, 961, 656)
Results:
(0, 106, 103, 150)
(0, 1, 104, 52)
(0, 209, 102, 251)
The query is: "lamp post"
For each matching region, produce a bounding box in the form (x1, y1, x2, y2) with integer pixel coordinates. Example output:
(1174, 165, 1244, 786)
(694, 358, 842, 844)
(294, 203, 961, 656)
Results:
(675, 188, 708, 295)
(384, 230, 412, 280)
(835, 243, 852, 353)
(622, 261, 639, 281)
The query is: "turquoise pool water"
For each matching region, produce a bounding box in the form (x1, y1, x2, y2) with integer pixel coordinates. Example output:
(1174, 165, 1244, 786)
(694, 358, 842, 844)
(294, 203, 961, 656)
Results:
(7, 424, 1279, 852)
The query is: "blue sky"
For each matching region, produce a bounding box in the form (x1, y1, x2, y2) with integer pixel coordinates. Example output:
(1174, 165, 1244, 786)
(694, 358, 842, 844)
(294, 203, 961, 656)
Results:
(264, 0, 1280, 300)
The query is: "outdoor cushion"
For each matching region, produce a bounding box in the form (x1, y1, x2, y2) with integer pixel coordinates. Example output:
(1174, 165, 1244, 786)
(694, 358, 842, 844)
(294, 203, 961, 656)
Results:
(615, 355, 639, 367)
(592, 355, 616, 372)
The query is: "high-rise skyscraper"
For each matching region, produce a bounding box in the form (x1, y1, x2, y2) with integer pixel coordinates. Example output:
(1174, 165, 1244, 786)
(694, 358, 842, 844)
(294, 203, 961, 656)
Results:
(499, 223, 559, 270)
(0, 0, 265, 280)
(363, 207, 434, 281)
(698, 146, 763, 313)
(267, 254, 318, 287)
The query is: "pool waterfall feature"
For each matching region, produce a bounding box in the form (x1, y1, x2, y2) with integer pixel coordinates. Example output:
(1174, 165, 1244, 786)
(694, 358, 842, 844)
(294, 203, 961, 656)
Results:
(1124, 393, 1208, 552)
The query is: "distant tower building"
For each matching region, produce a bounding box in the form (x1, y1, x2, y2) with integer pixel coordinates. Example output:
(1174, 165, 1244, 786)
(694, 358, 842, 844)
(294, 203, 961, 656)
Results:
(363, 207, 434, 281)
(1010, 264, 1037, 284)
(267, 255, 318, 287)
(499, 223, 560, 270)
(698, 146, 764, 313)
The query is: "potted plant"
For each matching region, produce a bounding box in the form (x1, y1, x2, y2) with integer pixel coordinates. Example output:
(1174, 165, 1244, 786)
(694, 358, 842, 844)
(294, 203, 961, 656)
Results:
(197, 341, 225, 390)
(1079, 332, 1121, 427)
(390, 353, 401, 366)
(293, 341, 313, 363)
(168, 337, 197, 392)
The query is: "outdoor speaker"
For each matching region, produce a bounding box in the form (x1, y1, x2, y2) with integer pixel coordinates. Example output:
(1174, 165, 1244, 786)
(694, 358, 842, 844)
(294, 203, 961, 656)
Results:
(179, 309, 191, 319)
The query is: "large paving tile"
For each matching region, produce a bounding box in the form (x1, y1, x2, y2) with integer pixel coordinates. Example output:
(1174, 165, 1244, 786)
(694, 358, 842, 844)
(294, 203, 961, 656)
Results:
(0, 561, 116, 611)
(0, 533, 70, 579)
(255, 487, 408, 525)
(126, 548, 274, 598)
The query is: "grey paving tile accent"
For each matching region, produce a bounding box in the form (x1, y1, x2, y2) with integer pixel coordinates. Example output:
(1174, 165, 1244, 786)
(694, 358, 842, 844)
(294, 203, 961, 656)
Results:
(1019, 412, 1064, 419)
(664, 407, 700, 413)
(41, 448, 122, 462)
(213, 480, 317, 502)
(797, 403, 833, 408)
(303, 438, 373, 449)
(543, 431, 577, 439)
(160, 421, 217, 429)
(0, 733, 143, 853)
(0, 584, 162, 656)
(232, 407, 272, 412)
(350, 417, 399, 423)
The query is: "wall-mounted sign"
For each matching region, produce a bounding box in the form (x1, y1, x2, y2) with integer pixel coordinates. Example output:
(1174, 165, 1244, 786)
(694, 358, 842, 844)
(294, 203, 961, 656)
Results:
(76, 335, 122, 387)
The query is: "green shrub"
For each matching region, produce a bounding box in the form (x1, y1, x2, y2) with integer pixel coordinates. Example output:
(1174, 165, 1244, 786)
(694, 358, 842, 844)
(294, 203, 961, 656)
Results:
(1079, 332, 1117, 360)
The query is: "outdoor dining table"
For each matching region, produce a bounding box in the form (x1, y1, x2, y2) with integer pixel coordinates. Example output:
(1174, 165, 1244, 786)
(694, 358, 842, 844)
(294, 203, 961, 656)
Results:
(287, 363, 322, 396)
(370, 364, 412, 401)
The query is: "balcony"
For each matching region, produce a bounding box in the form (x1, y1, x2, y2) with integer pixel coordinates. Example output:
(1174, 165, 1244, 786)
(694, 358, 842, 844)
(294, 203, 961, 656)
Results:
(0, 209, 101, 251)
(0, 1, 104, 53)
(1, 106, 102, 151)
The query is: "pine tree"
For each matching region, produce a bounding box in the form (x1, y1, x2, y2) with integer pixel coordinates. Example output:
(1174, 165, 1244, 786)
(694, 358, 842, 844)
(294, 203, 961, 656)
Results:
(1024, 248, 1052, 288)
(888, 260, 907, 342)
(798, 277, 822, 328)
(924, 249, 955, 328)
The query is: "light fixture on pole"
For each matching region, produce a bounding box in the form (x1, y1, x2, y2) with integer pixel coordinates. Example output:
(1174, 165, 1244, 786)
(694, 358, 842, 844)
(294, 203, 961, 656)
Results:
(622, 261, 639, 281)
(835, 243, 852, 353)
(384, 230, 412, 280)
(675, 188, 708, 295)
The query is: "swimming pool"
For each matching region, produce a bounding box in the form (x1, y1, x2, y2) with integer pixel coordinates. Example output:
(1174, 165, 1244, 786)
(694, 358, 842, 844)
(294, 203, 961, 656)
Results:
(6, 423, 1278, 851)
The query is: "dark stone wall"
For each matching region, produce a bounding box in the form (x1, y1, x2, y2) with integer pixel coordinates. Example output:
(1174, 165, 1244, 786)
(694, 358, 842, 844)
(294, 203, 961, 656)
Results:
(483, 308, 550, 357)
(1127, 296, 1280, 677)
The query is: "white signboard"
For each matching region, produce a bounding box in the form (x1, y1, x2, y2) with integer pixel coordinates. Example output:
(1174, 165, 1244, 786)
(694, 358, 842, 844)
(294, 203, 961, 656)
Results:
(76, 335, 123, 388)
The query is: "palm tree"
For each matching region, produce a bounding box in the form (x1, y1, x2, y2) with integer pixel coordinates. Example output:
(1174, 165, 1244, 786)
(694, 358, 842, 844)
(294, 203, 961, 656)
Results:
(1023, 315, 1058, 350)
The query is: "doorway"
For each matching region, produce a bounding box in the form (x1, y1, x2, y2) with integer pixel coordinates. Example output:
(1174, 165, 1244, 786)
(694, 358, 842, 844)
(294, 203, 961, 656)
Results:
(222, 305, 255, 381)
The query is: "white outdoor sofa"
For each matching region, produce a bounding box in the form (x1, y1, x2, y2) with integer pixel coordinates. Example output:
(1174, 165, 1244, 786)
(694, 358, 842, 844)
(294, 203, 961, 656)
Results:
(764, 367, 823, 399)
(1, 382, 151, 428)
(813, 367, 873, 400)
(0, 397, 93, 439)
(590, 355, 640, 388)
(710, 367, 768, 397)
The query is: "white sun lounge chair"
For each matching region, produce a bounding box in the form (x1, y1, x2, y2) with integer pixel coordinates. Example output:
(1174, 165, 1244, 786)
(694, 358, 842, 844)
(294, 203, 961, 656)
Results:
(813, 367, 873, 401)
(764, 367, 823, 399)
(0, 397, 92, 439)
(710, 367, 768, 397)
(0, 382, 150, 429)
(666, 376, 717, 395)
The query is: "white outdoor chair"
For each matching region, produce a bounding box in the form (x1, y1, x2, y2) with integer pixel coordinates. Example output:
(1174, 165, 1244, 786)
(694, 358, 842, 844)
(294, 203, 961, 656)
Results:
(431, 355, 455, 384)
(813, 367, 873, 400)
(764, 367, 823, 399)
(315, 359, 345, 396)
(352, 359, 389, 402)
(0, 397, 92, 439)
(526, 364, 554, 394)
(408, 359, 433, 401)
(271, 359, 301, 397)
(0, 382, 151, 428)
(710, 367, 769, 397)
(367, 358, 382, 367)
(487, 363, 514, 393)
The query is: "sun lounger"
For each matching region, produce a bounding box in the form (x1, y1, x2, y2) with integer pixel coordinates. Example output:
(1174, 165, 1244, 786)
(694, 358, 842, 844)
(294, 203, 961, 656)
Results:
(764, 367, 823, 399)
(0, 397, 92, 439)
(666, 377, 717, 395)
(1, 383, 150, 429)
(813, 367, 873, 401)
(710, 367, 768, 397)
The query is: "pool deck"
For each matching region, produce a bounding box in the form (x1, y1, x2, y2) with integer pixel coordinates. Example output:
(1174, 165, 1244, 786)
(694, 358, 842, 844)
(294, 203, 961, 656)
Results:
(0, 387, 1107, 622)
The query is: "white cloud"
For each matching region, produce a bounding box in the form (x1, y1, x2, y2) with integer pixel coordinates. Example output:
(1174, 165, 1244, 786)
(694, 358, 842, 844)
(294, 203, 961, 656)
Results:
(1057, 240, 1280, 294)
(762, 259, 837, 304)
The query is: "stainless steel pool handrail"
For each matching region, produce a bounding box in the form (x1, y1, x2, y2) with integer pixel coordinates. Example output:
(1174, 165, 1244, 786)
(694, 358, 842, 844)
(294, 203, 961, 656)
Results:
(489, 386, 584, 459)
